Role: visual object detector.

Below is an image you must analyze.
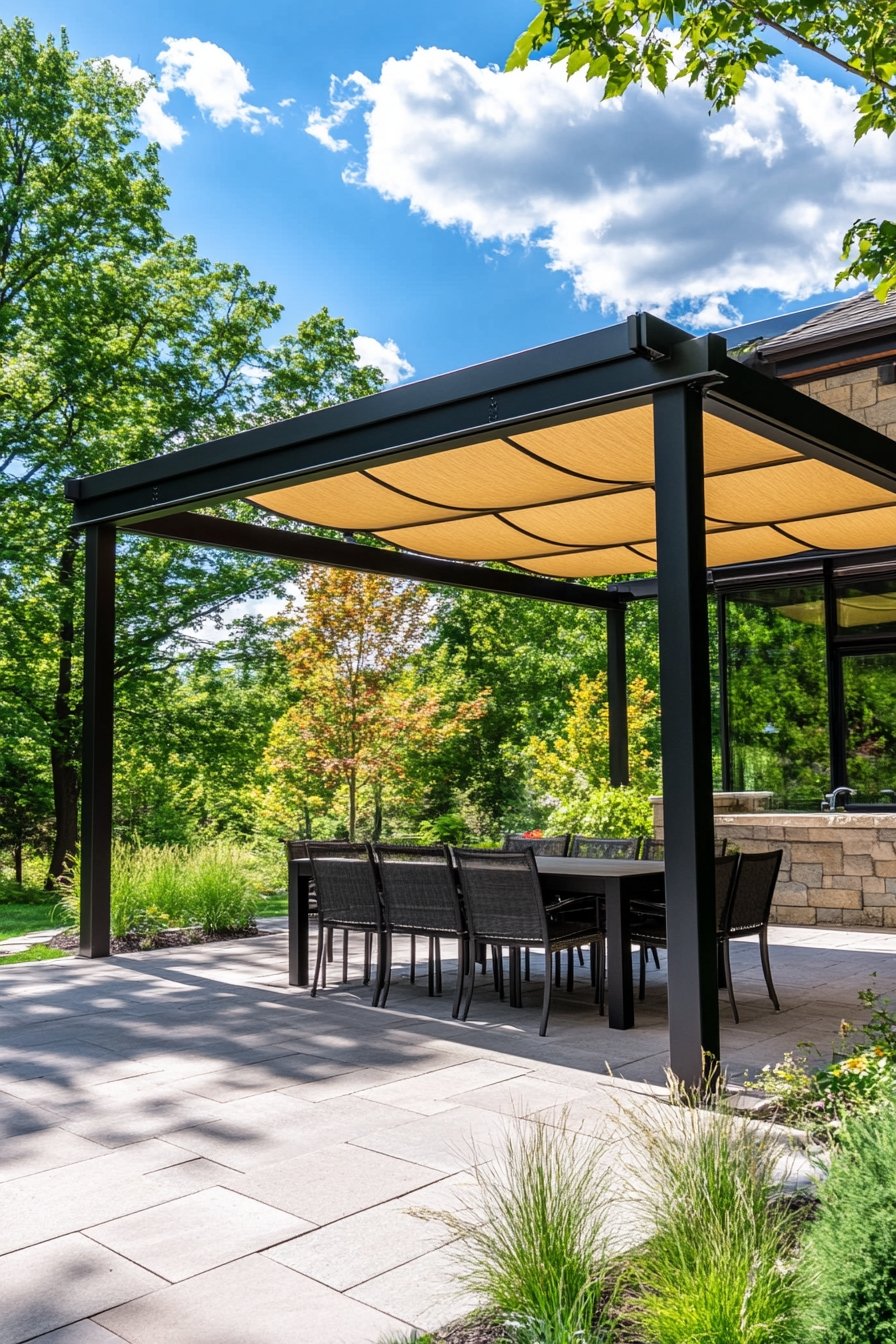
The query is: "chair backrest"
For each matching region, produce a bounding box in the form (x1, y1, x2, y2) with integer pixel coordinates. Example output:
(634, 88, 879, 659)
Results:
(640, 837, 728, 861)
(724, 849, 783, 935)
(502, 833, 570, 856)
(453, 848, 547, 946)
(571, 835, 639, 859)
(306, 842, 381, 930)
(282, 839, 310, 861)
(714, 852, 740, 929)
(374, 844, 464, 936)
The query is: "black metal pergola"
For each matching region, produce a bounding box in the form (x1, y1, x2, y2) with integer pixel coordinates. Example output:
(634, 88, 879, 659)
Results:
(66, 311, 896, 1086)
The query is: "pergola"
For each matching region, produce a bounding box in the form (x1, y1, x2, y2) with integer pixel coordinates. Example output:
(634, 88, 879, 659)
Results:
(66, 312, 896, 1085)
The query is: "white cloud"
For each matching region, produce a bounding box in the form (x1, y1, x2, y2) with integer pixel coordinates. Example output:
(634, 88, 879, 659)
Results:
(105, 38, 281, 150)
(157, 37, 278, 133)
(103, 55, 185, 150)
(306, 47, 896, 320)
(354, 334, 415, 384)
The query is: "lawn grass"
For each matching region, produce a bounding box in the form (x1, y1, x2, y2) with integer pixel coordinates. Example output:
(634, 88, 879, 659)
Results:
(0, 875, 70, 941)
(0, 945, 70, 965)
(254, 892, 288, 918)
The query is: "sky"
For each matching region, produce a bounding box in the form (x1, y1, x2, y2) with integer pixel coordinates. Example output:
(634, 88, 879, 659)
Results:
(11, 2, 896, 384)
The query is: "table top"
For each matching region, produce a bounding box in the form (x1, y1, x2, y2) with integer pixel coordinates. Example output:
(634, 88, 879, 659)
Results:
(534, 856, 664, 877)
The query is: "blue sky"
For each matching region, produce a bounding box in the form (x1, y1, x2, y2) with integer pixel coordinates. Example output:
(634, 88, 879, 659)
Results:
(11, 2, 896, 382)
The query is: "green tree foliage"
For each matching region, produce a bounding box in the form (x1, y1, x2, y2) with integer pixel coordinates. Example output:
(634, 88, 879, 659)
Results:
(508, 0, 896, 297)
(0, 20, 383, 879)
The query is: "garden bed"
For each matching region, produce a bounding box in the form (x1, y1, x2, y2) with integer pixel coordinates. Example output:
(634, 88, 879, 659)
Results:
(47, 923, 266, 954)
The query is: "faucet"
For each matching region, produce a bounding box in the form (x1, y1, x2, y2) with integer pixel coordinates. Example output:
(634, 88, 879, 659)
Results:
(821, 786, 857, 811)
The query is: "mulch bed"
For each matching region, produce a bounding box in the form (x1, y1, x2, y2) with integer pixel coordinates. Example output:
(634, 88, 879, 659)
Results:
(47, 924, 266, 954)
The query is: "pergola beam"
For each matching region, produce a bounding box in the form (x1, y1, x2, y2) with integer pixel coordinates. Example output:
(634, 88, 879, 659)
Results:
(66, 323, 725, 528)
(126, 512, 625, 611)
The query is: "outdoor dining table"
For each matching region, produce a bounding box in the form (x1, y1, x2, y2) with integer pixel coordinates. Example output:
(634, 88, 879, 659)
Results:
(287, 854, 665, 1030)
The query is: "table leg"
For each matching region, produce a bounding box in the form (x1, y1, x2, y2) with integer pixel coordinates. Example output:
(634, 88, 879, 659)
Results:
(604, 877, 634, 1029)
(288, 863, 310, 987)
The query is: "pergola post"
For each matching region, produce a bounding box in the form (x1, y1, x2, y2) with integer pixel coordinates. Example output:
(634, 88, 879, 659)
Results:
(607, 605, 629, 786)
(653, 384, 720, 1085)
(79, 523, 116, 958)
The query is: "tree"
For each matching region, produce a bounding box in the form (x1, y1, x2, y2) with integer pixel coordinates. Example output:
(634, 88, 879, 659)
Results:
(508, 1, 896, 296)
(0, 20, 384, 880)
(261, 570, 486, 840)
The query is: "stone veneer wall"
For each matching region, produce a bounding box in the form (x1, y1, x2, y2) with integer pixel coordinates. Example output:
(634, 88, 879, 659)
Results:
(650, 796, 896, 927)
(798, 363, 896, 439)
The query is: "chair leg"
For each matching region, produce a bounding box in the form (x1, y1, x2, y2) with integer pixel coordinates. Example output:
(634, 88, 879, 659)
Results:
(376, 931, 393, 1008)
(524, 947, 530, 981)
(510, 947, 522, 1006)
(554, 949, 562, 986)
(342, 929, 349, 983)
(723, 938, 739, 1023)
(566, 947, 574, 993)
(651, 947, 660, 970)
(363, 931, 371, 985)
(638, 946, 646, 1001)
(452, 937, 466, 1019)
(460, 947, 477, 1020)
(759, 928, 780, 1011)
(410, 934, 416, 984)
(327, 926, 334, 962)
(576, 945, 585, 967)
(494, 946, 505, 1000)
(311, 919, 327, 998)
(427, 937, 435, 997)
(539, 949, 553, 1036)
(435, 936, 443, 995)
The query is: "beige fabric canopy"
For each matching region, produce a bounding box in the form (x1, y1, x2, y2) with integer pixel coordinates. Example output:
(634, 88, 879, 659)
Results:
(250, 399, 896, 578)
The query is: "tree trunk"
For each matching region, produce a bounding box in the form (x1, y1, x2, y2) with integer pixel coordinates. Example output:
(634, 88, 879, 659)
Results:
(14, 842, 22, 885)
(348, 773, 356, 842)
(372, 784, 382, 843)
(303, 802, 312, 839)
(46, 535, 80, 887)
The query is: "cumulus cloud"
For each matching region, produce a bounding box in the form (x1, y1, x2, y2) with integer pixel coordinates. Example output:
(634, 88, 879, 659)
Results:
(105, 37, 278, 149)
(306, 47, 896, 320)
(157, 37, 278, 133)
(354, 334, 415, 384)
(103, 55, 185, 150)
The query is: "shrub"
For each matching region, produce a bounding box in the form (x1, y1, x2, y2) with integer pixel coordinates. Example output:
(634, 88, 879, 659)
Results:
(416, 812, 470, 845)
(544, 785, 653, 841)
(620, 1088, 802, 1344)
(59, 841, 261, 937)
(442, 1114, 616, 1342)
(797, 1101, 896, 1342)
(747, 984, 896, 1137)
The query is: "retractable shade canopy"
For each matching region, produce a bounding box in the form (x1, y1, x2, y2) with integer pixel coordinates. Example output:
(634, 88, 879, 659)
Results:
(67, 312, 896, 577)
(249, 398, 896, 578)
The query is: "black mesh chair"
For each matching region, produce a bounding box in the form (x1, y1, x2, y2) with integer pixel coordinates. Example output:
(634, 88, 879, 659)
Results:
(374, 844, 467, 1017)
(632, 852, 738, 1003)
(632, 851, 782, 1021)
(453, 848, 601, 1035)
(503, 833, 570, 856)
(306, 842, 384, 1006)
(640, 837, 728, 860)
(570, 836, 641, 859)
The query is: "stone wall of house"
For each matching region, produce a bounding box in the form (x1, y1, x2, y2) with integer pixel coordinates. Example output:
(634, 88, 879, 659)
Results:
(797, 364, 896, 439)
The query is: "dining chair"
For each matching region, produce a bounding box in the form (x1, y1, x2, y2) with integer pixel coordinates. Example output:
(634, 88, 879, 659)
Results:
(306, 841, 385, 1005)
(374, 843, 468, 1017)
(632, 850, 783, 1022)
(502, 833, 570, 856)
(640, 837, 728, 860)
(452, 847, 601, 1036)
(570, 836, 641, 859)
(632, 852, 738, 1003)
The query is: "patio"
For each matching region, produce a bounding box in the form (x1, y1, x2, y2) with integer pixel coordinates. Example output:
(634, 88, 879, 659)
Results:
(2, 921, 891, 1343)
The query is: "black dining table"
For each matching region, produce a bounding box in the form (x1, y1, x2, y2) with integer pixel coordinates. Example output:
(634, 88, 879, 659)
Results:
(286, 854, 665, 1030)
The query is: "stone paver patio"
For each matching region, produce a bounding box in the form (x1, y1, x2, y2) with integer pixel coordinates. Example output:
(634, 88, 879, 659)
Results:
(1, 920, 894, 1343)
